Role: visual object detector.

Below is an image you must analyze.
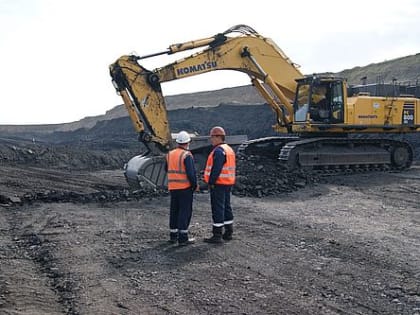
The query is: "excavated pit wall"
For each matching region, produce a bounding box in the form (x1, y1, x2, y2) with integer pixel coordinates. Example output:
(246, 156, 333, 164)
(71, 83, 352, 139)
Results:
(0, 104, 419, 202)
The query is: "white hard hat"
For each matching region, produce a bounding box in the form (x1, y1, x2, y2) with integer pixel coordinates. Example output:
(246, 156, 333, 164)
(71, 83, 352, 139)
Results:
(176, 131, 191, 144)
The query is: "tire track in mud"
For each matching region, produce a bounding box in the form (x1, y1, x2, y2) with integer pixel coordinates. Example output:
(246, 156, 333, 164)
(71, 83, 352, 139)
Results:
(0, 218, 14, 311)
(2, 206, 80, 315)
(22, 232, 79, 315)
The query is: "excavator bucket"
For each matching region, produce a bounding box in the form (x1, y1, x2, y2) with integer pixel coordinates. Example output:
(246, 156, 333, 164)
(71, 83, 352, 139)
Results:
(124, 154, 167, 189)
(124, 135, 249, 190)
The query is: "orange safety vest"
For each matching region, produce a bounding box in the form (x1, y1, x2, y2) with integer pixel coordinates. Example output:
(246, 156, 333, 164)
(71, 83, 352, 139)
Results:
(204, 143, 236, 185)
(166, 148, 193, 190)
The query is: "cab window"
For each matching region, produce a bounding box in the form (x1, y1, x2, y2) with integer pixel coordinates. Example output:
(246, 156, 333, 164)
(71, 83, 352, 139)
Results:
(330, 82, 344, 122)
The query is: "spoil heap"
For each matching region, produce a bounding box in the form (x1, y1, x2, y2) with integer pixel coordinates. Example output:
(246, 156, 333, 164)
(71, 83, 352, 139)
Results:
(234, 153, 316, 197)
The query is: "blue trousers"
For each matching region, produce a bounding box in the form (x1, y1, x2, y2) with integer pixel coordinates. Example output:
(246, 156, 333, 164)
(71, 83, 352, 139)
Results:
(210, 185, 233, 226)
(169, 188, 193, 241)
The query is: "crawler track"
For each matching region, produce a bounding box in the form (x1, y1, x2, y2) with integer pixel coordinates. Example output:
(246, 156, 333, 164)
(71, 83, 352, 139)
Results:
(238, 136, 414, 175)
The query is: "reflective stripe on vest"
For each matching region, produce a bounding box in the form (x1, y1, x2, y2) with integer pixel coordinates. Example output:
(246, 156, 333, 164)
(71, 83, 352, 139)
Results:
(166, 148, 192, 190)
(204, 143, 236, 185)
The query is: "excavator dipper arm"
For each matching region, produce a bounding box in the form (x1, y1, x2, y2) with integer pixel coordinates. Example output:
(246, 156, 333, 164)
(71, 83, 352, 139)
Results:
(110, 57, 171, 155)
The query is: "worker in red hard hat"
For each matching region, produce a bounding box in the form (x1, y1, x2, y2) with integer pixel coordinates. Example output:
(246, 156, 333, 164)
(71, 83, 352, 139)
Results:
(166, 131, 197, 246)
(203, 126, 236, 244)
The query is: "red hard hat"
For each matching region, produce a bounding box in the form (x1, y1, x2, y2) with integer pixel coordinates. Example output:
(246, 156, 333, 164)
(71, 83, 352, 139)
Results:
(210, 126, 226, 136)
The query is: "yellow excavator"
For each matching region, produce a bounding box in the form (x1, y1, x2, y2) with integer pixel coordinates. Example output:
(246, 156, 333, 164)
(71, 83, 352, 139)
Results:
(109, 25, 419, 188)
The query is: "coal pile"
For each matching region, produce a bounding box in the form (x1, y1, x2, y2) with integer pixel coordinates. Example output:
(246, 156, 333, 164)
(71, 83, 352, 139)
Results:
(233, 153, 317, 197)
(0, 140, 140, 171)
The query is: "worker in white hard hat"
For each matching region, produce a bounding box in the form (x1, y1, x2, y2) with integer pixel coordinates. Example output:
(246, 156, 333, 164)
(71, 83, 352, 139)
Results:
(165, 131, 197, 246)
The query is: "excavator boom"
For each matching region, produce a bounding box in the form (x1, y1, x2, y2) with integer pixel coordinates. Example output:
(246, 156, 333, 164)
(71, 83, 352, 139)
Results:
(110, 25, 303, 152)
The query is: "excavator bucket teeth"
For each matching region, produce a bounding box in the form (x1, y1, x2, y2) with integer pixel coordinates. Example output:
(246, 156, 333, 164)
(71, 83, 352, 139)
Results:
(124, 154, 167, 189)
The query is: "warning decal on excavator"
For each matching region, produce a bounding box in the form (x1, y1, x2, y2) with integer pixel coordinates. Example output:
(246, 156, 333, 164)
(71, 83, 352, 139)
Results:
(358, 115, 378, 119)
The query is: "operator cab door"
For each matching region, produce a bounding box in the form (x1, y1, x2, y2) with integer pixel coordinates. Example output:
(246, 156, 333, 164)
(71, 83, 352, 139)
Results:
(330, 81, 344, 123)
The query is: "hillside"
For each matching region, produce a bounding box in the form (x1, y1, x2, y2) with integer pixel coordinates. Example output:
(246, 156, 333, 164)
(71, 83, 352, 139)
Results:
(0, 52, 418, 136)
(336, 53, 420, 85)
(93, 52, 420, 124)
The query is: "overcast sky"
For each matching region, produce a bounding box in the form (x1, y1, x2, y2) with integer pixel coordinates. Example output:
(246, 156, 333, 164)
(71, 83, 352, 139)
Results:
(1, 0, 419, 125)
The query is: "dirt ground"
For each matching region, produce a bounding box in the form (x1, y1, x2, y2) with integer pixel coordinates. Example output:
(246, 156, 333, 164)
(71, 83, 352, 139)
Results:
(0, 163, 419, 315)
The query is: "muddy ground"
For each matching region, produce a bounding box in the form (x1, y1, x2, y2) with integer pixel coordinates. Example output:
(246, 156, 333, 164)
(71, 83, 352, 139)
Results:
(1, 154, 419, 314)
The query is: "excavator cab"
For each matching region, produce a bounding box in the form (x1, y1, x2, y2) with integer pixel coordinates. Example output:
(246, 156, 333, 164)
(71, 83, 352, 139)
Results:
(294, 76, 345, 124)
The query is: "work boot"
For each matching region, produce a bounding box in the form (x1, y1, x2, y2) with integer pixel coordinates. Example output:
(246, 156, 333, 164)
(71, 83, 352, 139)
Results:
(168, 232, 178, 244)
(178, 232, 195, 246)
(178, 237, 196, 246)
(223, 224, 233, 241)
(204, 226, 223, 244)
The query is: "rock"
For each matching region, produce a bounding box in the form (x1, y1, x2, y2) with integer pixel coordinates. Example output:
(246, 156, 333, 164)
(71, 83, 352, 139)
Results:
(9, 196, 21, 204)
